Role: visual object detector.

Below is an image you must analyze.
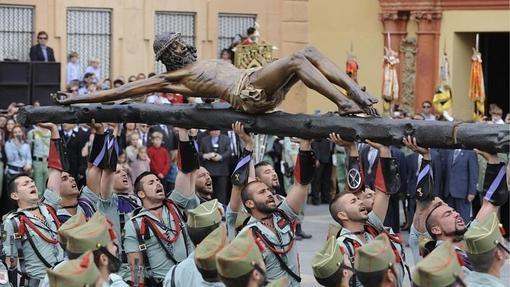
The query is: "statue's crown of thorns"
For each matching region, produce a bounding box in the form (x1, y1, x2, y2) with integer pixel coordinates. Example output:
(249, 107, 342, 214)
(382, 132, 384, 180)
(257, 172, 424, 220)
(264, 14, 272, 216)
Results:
(154, 32, 182, 60)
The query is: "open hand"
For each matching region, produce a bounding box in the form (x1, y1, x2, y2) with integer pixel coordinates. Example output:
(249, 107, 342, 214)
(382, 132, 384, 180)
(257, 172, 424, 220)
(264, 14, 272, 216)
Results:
(37, 122, 57, 131)
(473, 148, 499, 164)
(232, 121, 253, 149)
(403, 136, 430, 159)
(366, 139, 391, 158)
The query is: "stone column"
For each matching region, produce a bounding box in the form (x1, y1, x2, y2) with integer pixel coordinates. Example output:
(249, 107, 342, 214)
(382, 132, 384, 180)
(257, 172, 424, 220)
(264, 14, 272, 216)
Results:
(380, 12, 409, 105)
(412, 11, 442, 113)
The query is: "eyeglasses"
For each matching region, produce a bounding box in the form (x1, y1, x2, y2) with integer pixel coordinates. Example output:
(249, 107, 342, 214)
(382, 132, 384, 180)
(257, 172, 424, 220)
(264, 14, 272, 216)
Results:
(38, 37, 48, 40)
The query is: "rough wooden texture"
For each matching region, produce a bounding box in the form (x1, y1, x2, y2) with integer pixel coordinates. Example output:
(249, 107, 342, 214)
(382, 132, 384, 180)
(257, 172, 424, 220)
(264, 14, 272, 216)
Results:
(16, 103, 509, 153)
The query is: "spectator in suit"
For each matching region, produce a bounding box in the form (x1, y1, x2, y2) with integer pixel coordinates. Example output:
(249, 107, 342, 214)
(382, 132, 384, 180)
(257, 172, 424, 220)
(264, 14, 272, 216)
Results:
(137, 123, 150, 146)
(311, 138, 334, 205)
(199, 130, 231, 204)
(66, 51, 81, 84)
(60, 123, 89, 188)
(404, 149, 442, 230)
(441, 148, 479, 222)
(359, 144, 407, 233)
(29, 31, 55, 62)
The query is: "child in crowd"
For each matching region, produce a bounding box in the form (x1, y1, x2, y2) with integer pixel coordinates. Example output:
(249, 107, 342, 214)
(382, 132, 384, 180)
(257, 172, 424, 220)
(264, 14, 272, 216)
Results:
(117, 151, 131, 175)
(129, 146, 150, 181)
(125, 133, 141, 162)
(147, 131, 171, 182)
(84, 58, 101, 81)
(66, 51, 81, 84)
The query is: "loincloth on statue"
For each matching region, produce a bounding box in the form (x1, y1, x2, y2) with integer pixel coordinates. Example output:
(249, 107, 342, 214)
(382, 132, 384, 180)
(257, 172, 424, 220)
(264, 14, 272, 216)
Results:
(223, 68, 286, 114)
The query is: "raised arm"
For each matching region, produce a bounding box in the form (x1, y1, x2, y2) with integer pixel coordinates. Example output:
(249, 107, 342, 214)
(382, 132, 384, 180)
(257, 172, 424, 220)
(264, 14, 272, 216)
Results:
(100, 124, 121, 199)
(366, 139, 394, 223)
(86, 122, 106, 194)
(53, 71, 190, 105)
(473, 148, 508, 222)
(286, 138, 315, 214)
(173, 128, 200, 197)
(38, 123, 63, 194)
(229, 121, 254, 212)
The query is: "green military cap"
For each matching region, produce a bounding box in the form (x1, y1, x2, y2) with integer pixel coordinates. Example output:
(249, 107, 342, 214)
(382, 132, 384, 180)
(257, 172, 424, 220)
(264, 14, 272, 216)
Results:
(412, 241, 462, 287)
(66, 212, 114, 253)
(47, 250, 100, 287)
(234, 210, 251, 231)
(58, 212, 87, 246)
(327, 223, 342, 239)
(312, 236, 344, 279)
(195, 224, 229, 271)
(187, 199, 222, 228)
(266, 277, 288, 286)
(354, 233, 396, 273)
(465, 212, 504, 254)
(216, 229, 263, 279)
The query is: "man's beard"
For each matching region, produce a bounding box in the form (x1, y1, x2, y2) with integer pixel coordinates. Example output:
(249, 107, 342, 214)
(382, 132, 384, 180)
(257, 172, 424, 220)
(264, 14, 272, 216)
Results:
(448, 225, 468, 242)
(254, 200, 277, 214)
(161, 45, 197, 72)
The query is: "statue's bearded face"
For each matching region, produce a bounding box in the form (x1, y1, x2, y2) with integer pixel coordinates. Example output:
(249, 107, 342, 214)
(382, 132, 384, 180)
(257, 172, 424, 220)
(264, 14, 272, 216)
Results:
(160, 36, 197, 72)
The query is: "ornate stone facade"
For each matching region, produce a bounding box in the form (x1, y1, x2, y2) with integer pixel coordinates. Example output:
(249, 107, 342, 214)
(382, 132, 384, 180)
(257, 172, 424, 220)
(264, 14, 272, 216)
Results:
(400, 37, 417, 113)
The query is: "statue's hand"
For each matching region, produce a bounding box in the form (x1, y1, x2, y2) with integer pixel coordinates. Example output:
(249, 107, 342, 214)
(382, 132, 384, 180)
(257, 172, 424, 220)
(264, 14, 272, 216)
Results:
(51, 91, 73, 104)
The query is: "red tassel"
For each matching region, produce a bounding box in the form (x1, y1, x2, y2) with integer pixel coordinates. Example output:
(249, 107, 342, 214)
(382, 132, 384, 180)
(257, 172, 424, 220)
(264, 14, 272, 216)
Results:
(293, 156, 301, 183)
(80, 252, 90, 268)
(255, 237, 265, 253)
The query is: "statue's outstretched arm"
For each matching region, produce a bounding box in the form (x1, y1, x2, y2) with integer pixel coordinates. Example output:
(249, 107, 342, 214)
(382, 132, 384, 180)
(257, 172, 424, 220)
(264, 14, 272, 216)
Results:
(53, 71, 189, 105)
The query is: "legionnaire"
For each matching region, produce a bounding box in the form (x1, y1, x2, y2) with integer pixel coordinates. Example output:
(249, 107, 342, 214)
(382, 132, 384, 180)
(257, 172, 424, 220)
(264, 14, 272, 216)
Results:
(2, 123, 67, 286)
(41, 212, 126, 286)
(464, 212, 509, 287)
(327, 133, 407, 287)
(124, 127, 200, 286)
(410, 141, 508, 270)
(354, 234, 398, 287)
(412, 241, 466, 287)
(164, 200, 225, 286)
(47, 251, 101, 287)
(165, 225, 228, 287)
(216, 230, 267, 287)
(240, 137, 315, 286)
(312, 236, 353, 287)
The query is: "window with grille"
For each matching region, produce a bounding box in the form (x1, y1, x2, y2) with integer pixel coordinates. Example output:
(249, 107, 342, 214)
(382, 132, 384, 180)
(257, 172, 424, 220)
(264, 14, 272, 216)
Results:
(218, 13, 256, 57)
(67, 8, 112, 80)
(154, 11, 195, 74)
(0, 5, 34, 61)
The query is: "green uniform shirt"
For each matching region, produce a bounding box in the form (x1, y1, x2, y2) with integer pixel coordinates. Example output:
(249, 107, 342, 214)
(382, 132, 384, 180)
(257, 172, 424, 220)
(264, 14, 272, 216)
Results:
(465, 270, 506, 287)
(124, 191, 199, 280)
(164, 252, 225, 287)
(2, 205, 65, 280)
(337, 211, 406, 287)
(242, 200, 300, 287)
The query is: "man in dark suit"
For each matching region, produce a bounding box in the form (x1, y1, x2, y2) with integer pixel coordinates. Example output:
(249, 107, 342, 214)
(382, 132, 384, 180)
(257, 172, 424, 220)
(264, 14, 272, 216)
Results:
(311, 138, 334, 205)
(199, 130, 231, 205)
(404, 149, 443, 229)
(60, 123, 89, 188)
(441, 148, 478, 222)
(359, 144, 407, 233)
(29, 31, 56, 62)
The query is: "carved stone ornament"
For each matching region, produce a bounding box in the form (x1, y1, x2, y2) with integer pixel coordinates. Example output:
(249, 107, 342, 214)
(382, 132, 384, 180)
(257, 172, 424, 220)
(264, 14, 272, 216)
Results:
(400, 37, 417, 113)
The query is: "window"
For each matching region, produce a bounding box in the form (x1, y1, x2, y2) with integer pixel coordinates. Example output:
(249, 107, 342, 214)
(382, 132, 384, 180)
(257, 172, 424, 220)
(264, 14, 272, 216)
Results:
(0, 5, 34, 61)
(67, 8, 112, 80)
(154, 11, 195, 74)
(218, 13, 256, 56)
